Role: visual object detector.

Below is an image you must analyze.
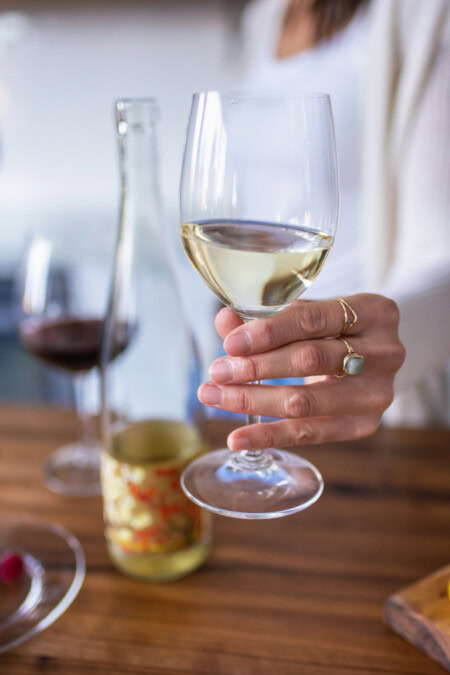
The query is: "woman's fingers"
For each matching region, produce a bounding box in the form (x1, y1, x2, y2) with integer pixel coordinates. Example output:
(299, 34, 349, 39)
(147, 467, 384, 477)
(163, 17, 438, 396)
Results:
(209, 337, 364, 383)
(205, 295, 404, 448)
(215, 307, 243, 340)
(223, 294, 399, 356)
(198, 376, 393, 420)
(209, 335, 404, 383)
(227, 414, 381, 451)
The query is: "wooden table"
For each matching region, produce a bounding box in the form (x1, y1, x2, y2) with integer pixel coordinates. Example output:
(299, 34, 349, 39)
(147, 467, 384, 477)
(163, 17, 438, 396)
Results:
(0, 405, 448, 674)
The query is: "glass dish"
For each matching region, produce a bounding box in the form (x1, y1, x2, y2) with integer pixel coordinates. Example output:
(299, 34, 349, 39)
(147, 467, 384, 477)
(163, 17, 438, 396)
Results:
(0, 517, 85, 654)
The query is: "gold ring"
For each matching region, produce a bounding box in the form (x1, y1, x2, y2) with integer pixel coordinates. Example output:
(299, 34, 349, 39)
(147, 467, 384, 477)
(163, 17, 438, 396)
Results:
(336, 337, 365, 377)
(336, 298, 358, 335)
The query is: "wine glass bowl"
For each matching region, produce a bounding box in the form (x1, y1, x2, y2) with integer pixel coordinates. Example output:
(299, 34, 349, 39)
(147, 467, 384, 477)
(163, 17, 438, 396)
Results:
(180, 91, 338, 519)
(18, 231, 118, 496)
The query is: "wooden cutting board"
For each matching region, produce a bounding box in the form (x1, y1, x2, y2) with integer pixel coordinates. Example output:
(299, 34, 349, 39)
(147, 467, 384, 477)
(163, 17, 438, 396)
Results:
(384, 564, 450, 671)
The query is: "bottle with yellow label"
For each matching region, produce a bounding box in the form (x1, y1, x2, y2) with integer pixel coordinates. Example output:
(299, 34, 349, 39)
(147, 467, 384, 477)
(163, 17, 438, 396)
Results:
(101, 98, 212, 581)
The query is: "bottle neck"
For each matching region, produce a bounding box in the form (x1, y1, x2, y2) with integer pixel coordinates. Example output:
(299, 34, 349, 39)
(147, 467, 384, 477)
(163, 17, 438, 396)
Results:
(115, 120, 173, 276)
(118, 127, 159, 197)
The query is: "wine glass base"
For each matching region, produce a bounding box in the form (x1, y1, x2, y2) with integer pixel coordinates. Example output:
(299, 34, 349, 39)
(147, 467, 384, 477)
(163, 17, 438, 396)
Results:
(181, 448, 323, 520)
(43, 442, 101, 497)
(0, 518, 85, 654)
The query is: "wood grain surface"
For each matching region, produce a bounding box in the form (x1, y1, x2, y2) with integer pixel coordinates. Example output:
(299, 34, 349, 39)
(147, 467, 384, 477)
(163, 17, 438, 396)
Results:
(0, 404, 448, 675)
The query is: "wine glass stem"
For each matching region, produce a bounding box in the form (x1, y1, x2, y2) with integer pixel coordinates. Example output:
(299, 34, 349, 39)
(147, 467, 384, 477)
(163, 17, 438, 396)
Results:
(73, 374, 97, 463)
(236, 317, 266, 464)
(231, 380, 272, 471)
(243, 381, 264, 460)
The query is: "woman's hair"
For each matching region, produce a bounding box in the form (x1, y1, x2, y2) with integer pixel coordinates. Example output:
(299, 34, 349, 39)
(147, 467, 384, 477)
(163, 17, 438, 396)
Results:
(285, 0, 369, 43)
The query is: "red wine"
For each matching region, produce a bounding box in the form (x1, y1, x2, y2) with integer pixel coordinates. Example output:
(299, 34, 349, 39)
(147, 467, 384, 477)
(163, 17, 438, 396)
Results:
(19, 317, 130, 373)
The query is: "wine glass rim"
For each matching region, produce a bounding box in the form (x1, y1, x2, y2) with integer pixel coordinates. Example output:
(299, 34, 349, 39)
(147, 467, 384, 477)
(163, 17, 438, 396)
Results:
(192, 90, 331, 101)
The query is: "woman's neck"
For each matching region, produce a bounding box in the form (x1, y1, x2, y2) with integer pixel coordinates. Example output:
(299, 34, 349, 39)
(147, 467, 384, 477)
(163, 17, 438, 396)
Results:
(276, 0, 316, 60)
(276, 0, 366, 60)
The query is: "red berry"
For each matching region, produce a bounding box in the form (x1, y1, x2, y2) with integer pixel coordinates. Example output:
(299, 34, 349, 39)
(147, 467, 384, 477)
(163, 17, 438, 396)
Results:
(0, 551, 25, 584)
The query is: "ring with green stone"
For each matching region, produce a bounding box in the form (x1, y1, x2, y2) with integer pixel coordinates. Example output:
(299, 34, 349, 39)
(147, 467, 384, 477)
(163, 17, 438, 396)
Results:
(336, 337, 365, 377)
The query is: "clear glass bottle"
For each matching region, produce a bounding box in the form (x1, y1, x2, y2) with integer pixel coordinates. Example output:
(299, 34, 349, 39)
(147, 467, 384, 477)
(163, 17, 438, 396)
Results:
(101, 98, 212, 582)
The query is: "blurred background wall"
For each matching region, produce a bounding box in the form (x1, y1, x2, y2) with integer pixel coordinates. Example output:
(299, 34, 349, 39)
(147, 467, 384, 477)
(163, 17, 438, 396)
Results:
(0, 0, 246, 403)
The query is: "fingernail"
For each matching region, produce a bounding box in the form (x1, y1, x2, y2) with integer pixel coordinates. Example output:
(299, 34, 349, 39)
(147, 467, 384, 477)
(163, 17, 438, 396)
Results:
(224, 331, 251, 356)
(198, 383, 222, 406)
(209, 358, 233, 383)
(228, 434, 252, 451)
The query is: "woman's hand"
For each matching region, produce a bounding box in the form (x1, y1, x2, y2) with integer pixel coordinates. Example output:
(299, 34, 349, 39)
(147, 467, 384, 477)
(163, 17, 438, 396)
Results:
(198, 294, 406, 451)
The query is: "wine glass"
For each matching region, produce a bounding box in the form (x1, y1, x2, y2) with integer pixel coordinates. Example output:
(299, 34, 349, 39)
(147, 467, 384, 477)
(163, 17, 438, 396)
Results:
(17, 229, 125, 496)
(179, 91, 338, 519)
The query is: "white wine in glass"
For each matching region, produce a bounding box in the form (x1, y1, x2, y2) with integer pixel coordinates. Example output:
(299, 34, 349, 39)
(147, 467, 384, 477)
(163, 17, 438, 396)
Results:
(181, 220, 333, 319)
(180, 92, 339, 519)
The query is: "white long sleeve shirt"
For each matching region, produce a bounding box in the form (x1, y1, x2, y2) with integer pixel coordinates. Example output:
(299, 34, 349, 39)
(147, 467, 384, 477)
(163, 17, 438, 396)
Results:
(241, 0, 450, 426)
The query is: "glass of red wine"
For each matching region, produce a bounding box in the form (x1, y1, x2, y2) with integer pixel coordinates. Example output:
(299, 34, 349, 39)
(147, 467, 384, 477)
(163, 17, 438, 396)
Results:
(18, 231, 129, 496)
